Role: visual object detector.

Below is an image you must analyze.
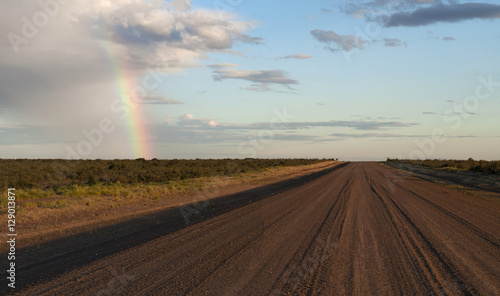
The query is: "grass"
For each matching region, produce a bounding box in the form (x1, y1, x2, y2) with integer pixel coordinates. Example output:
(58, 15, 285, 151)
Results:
(0, 158, 335, 211)
(0, 158, 333, 190)
(387, 158, 500, 175)
(430, 180, 500, 202)
(0, 159, 336, 213)
(10, 182, 186, 210)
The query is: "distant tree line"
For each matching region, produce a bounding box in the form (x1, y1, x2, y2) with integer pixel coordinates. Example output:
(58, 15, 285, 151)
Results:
(0, 158, 334, 189)
(386, 158, 500, 175)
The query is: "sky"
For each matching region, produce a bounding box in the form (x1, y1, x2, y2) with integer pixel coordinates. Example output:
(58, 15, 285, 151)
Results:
(0, 0, 499, 160)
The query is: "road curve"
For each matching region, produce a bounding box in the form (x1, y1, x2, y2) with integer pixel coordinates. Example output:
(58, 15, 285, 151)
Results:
(12, 162, 500, 295)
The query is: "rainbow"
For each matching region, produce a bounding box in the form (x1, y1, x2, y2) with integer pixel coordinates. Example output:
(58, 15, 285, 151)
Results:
(94, 28, 153, 159)
(110, 62, 153, 159)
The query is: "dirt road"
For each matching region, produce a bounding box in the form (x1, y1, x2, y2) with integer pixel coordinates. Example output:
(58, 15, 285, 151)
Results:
(10, 162, 500, 295)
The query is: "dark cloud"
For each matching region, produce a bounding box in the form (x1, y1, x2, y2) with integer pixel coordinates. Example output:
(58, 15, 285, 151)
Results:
(311, 29, 367, 51)
(386, 3, 500, 27)
(442, 36, 455, 41)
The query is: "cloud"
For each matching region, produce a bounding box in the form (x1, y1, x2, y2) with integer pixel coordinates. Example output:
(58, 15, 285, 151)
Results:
(210, 63, 298, 92)
(208, 63, 240, 68)
(306, 8, 335, 20)
(137, 96, 184, 104)
(0, 125, 62, 145)
(339, 0, 437, 19)
(240, 83, 296, 94)
(217, 119, 418, 131)
(172, 0, 191, 11)
(340, 3, 375, 19)
(273, 120, 418, 130)
(311, 29, 367, 51)
(0, 0, 259, 156)
(383, 38, 406, 47)
(442, 36, 455, 41)
(321, 8, 334, 15)
(176, 114, 219, 128)
(423, 110, 477, 116)
(329, 132, 477, 139)
(165, 115, 419, 132)
(149, 115, 420, 144)
(386, 3, 500, 27)
(279, 54, 312, 60)
(212, 68, 297, 85)
(0, 0, 259, 98)
(237, 35, 264, 45)
(330, 132, 423, 139)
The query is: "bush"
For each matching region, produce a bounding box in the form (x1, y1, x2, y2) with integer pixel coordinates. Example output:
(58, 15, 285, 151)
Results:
(0, 158, 333, 190)
(387, 159, 500, 175)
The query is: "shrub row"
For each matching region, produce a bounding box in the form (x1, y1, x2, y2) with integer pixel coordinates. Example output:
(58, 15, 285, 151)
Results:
(387, 158, 500, 174)
(0, 158, 333, 189)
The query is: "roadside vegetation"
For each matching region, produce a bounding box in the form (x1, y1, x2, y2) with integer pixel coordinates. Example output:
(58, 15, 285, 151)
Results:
(0, 158, 334, 209)
(387, 158, 500, 174)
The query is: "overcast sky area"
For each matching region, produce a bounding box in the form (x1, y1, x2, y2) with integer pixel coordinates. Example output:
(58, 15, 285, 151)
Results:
(0, 0, 499, 160)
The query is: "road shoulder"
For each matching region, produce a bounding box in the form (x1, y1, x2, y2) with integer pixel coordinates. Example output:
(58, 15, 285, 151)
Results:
(383, 161, 500, 202)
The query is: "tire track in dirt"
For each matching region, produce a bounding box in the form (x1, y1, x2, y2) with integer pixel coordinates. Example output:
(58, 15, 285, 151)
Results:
(369, 165, 498, 295)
